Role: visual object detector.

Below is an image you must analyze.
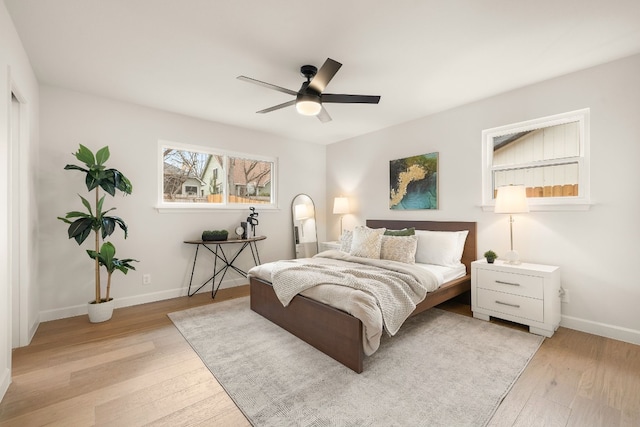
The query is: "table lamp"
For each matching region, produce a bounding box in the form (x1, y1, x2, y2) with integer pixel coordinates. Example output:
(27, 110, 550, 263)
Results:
(494, 185, 529, 264)
(333, 197, 350, 238)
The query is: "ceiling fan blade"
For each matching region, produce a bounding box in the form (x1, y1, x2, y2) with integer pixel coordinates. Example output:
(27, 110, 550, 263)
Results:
(237, 76, 298, 96)
(317, 106, 332, 123)
(308, 58, 342, 93)
(256, 100, 296, 114)
(322, 94, 381, 104)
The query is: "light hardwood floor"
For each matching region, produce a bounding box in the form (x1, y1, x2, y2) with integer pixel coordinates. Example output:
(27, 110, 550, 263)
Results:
(1, 286, 638, 426)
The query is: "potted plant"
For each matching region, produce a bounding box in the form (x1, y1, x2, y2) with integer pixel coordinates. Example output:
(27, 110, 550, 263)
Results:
(58, 144, 137, 322)
(484, 250, 498, 264)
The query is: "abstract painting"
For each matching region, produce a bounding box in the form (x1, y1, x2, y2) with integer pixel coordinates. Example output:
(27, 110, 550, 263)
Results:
(389, 152, 438, 210)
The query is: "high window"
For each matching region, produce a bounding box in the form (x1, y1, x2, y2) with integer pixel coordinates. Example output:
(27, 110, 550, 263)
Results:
(482, 109, 590, 211)
(159, 141, 277, 210)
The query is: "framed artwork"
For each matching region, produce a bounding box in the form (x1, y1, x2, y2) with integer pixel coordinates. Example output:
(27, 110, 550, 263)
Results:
(389, 152, 438, 210)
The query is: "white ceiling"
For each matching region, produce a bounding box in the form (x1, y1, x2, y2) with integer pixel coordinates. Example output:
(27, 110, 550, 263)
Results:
(5, 0, 640, 145)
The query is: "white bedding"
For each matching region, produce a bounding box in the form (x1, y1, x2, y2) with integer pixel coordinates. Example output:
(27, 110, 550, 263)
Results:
(414, 262, 466, 284)
(247, 250, 467, 356)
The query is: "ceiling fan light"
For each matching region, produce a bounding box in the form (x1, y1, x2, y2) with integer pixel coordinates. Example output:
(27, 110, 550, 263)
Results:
(295, 93, 322, 116)
(296, 100, 321, 116)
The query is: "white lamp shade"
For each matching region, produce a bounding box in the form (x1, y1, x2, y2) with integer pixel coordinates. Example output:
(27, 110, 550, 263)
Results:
(495, 185, 529, 214)
(294, 204, 310, 220)
(333, 197, 350, 215)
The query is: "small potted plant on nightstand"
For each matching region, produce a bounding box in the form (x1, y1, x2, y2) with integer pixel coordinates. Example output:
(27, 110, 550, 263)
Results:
(484, 250, 497, 264)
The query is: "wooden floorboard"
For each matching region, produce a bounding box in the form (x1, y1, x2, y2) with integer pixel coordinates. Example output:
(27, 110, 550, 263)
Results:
(1, 286, 639, 426)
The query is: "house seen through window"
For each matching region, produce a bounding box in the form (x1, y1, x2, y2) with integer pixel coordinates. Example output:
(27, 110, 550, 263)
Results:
(161, 142, 276, 208)
(482, 109, 590, 210)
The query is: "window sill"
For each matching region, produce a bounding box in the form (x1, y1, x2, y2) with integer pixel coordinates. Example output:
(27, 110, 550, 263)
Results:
(156, 204, 279, 213)
(481, 200, 593, 212)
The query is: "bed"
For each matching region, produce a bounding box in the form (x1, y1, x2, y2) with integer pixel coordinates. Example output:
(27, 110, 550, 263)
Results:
(248, 220, 477, 373)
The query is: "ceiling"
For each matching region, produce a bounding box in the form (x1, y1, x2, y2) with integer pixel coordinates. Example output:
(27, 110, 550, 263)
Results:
(5, 0, 640, 145)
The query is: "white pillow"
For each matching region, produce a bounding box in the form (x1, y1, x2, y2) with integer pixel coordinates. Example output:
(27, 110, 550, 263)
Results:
(349, 226, 386, 259)
(380, 235, 418, 264)
(414, 230, 469, 267)
(339, 230, 353, 252)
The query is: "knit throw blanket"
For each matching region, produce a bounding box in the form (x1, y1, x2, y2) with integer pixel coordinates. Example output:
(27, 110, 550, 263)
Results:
(270, 251, 439, 335)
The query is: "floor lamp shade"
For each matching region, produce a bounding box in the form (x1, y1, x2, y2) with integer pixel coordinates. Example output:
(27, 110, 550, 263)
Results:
(495, 185, 529, 264)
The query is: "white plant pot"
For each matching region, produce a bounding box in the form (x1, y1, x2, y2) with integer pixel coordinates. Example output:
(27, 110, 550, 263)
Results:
(87, 298, 114, 323)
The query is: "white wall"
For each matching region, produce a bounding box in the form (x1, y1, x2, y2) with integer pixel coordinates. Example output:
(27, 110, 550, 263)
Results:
(0, 1, 40, 400)
(38, 86, 326, 320)
(327, 54, 640, 345)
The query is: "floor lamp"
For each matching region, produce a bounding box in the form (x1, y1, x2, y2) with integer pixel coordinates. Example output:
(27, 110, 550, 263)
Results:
(333, 197, 350, 239)
(494, 185, 529, 265)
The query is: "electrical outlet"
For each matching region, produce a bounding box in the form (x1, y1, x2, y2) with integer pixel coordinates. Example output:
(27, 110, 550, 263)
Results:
(560, 288, 570, 303)
(142, 274, 151, 285)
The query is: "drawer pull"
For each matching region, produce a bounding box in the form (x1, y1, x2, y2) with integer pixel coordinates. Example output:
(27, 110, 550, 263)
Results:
(495, 300, 520, 309)
(495, 280, 520, 287)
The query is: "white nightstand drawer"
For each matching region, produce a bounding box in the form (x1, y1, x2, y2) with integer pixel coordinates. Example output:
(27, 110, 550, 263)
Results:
(477, 269, 544, 300)
(477, 288, 544, 323)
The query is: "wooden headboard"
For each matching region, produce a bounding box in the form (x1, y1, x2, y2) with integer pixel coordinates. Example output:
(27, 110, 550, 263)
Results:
(366, 220, 478, 272)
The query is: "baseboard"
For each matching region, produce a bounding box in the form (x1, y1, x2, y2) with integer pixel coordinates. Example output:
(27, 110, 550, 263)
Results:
(28, 316, 39, 344)
(39, 278, 247, 322)
(561, 314, 640, 346)
(0, 367, 10, 402)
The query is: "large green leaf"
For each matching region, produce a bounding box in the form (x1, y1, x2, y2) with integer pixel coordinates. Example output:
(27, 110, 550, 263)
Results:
(100, 215, 127, 239)
(67, 217, 94, 245)
(79, 195, 93, 215)
(114, 258, 138, 274)
(101, 217, 115, 238)
(63, 164, 88, 173)
(111, 216, 128, 238)
(61, 211, 90, 219)
(95, 146, 110, 166)
(107, 169, 133, 195)
(75, 144, 95, 167)
(85, 171, 100, 192)
(100, 179, 116, 197)
(100, 241, 116, 266)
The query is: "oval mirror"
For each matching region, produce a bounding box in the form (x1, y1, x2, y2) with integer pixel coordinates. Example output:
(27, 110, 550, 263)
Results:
(291, 194, 318, 258)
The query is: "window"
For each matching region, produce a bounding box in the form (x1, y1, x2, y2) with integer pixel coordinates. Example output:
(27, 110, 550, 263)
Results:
(158, 141, 277, 210)
(482, 109, 590, 211)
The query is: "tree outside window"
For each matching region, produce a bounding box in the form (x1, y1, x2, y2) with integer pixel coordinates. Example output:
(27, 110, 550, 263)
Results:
(161, 143, 276, 207)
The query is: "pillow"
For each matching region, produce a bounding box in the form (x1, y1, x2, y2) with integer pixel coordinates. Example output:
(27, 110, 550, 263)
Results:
(380, 235, 418, 264)
(339, 230, 353, 252)
(349, 226, 386, 259)
(383, 227, 415, 236)
(414, 230, 469, 267)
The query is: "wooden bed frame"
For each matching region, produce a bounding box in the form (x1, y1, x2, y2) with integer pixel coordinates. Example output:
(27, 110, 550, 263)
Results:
(249, 220, 477, 373)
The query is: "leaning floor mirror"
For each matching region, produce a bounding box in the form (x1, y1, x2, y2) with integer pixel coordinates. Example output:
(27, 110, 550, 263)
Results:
(291, 194, 318, 258)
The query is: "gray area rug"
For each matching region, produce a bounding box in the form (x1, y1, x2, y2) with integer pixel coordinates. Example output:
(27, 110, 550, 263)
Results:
(168, 297, 543, 426)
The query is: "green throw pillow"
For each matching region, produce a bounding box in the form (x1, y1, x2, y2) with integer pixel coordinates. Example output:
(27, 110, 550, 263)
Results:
(384, 227, 415, 236)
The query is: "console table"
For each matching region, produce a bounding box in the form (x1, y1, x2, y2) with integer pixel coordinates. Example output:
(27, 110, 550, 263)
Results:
(184, 235, 266, 298)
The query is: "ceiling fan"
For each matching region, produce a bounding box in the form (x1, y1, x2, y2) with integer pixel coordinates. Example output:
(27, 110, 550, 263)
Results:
(237, 58, 381, 123)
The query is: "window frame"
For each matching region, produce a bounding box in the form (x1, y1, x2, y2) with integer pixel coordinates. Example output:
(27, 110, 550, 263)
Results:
(481, 109, 591, 211)
(156, 140, 278, 212)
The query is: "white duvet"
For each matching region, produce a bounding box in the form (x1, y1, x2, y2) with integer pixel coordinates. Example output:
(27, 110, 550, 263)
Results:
(247, 250, 443, 355)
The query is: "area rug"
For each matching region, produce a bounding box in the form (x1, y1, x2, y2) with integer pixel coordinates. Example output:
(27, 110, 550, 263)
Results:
(168, 297, 543, 426)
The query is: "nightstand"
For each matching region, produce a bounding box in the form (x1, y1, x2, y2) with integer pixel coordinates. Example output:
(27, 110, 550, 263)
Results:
(471, 259, 561, 337)
(318, 241, 341, 252)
